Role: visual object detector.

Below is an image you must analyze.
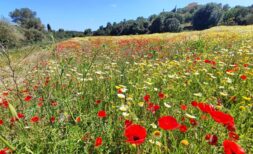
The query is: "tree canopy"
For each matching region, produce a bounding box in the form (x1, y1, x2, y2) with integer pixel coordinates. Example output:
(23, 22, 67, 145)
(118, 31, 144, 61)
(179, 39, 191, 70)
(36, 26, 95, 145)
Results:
(9, 8, 44, 31)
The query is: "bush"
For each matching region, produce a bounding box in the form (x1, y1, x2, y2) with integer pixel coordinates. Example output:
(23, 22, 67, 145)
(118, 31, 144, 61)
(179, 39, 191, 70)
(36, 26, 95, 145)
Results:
(24, 28, 45, 42)
(245, 14, 253, 24)
(0, 20, 24, 47)
(192, 3, 223, 30)
(163, 18, 182, 32)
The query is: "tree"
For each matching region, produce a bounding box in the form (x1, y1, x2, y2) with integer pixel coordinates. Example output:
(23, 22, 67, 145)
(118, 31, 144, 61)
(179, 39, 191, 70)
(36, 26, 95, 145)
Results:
(58, 28, 64, 32)
(47, 24, 52, 32)
(149, 16, 163, 33)
(110, 23, 123, 35)
(171, 6, 177, 13)
(223, 4, 230, 11)
(159, 12, 183, 23)
(9, 8, 44, 31)
(223, 6, 251, 25)
(93, 26, 106, 36)
(135, 17, 149, 34)
(163, 18, 181, 32)
(192, 3, 223, 30)
(105, 22, 113, 35)
(84, 28, 92, 36)
(148, 14, 157, 22)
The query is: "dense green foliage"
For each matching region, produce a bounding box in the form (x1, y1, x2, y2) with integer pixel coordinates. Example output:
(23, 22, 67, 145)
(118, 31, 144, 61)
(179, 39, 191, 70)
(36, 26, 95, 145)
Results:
(9, 8, 44, 31)
(163, 18, 182, 32)
(92, 2, 253, 35)
(192, 3, 223, 30)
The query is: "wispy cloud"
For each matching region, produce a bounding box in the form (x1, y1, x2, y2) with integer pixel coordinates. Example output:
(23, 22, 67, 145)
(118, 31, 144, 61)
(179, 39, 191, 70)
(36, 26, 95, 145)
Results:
(110, 4, 117, 8)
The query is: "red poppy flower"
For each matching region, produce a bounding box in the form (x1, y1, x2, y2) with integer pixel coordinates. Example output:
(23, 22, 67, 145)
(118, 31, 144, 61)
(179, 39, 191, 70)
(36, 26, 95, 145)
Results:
(228, 132, 239, 141)
(2, 99, 9, 108)
(96, 100, 101, 104)
(51, 101, 58, 106)
(143, 94, 150, 102)
(10, 117, 17, 123)
(243, 64, 248, 67)
(0, 149, 7, 154)
(240, 75, 247, 80)
(179, 125, 188, 133)
(210, 111, 235, 130)
(30, 116, 39, 123)
(0, 120, 3, 126)
(50, 116, 56, 123)
(158, 92, 165, 99)
(226, 69, 235, 73)
(205, 134, 218, 145)
(24, 95, 32, 102)
(17, 113, 25, 119)
(195, 57, 201, 61)
(147, 103, 160, 114)
(226, 124, 236, 132)
(75, 116, 81, 123)
(197, 103, 214, 113)
(125, 119, 132, 128)
(124, 124, 147, 145)
(2, 91, 9, 96)
(223, 140, 245, 154)
(117, 89, 123, 94)
(204, 60, 216, 65)
(191, 101, 198, 107)
(95, 137, 103, 147)
(210, 61, 216, 65)
(204, 59, 211, 63)
(98, 110, 106, 118)
(189, 118, 198, 126)
(38, 102, 43, 107)
(180, 105, 187, 111)
(158, 116, 180, 130)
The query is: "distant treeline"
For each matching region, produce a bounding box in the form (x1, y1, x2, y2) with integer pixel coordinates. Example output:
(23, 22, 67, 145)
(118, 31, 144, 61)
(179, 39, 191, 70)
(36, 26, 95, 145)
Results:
(90, 2, 253, 36)
(1, 2, 253, 48)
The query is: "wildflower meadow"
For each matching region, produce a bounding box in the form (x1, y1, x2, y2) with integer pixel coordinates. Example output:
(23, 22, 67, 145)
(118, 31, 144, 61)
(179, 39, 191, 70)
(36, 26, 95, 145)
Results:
(0, 26, 253, 154)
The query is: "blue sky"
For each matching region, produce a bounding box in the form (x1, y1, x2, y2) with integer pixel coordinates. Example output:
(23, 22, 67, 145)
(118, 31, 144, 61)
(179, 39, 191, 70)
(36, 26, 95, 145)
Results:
(0, 0, 252, 31)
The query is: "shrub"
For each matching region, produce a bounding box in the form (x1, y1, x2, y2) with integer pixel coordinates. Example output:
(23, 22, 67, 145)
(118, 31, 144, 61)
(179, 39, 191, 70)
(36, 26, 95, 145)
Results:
(163, 18, 182, 32)
(24, 28, 45, 42)
(0, 20, 24, 47)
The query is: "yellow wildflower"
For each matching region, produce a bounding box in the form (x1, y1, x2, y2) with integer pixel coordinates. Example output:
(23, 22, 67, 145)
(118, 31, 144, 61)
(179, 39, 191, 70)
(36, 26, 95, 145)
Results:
(180, 139, 189, 146)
